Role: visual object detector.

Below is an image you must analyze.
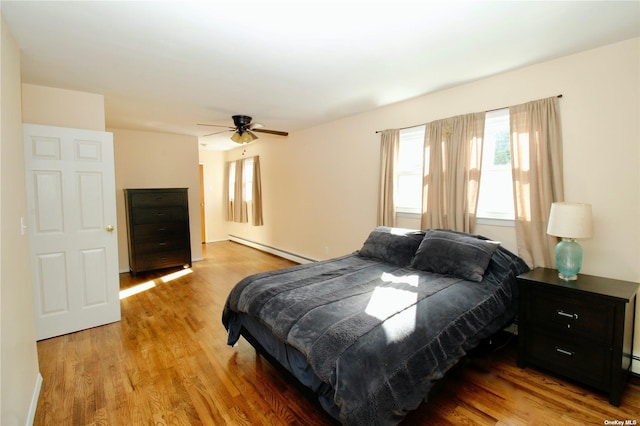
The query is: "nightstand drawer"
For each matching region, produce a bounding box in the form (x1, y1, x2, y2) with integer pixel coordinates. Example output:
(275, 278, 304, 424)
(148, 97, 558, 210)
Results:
(527, 330, 611, 390)
(528, 289, 613, 344)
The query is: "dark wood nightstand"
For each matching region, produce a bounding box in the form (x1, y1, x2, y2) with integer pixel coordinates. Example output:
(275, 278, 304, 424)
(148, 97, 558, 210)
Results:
(517, 267, 638, 406)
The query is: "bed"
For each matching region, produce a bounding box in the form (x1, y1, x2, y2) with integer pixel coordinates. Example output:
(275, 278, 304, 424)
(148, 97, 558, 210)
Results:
(222, 227, 530, 425)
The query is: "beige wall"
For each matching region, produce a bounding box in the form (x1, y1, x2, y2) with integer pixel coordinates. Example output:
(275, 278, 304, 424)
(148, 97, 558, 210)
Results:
(112, 128, 203, 271)
(1, 15, 40, 426)
(225, 38, 639, 283)
(21, 83, 105, 130)
(221, 38, 640, 370)
(199, 150, 227, 243)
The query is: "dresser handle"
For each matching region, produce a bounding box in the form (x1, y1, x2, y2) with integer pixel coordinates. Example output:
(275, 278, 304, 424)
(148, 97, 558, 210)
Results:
(555, 347, 574, 357)
(556, 310, 578, 320)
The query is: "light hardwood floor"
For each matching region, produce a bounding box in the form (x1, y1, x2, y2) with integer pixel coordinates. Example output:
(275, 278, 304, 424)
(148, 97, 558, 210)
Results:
(34, 241, 639, 425)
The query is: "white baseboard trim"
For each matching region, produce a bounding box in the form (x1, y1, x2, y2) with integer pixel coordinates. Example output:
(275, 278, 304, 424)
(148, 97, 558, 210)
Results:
(27, 373, 43, 426)
(205, 238, 229, 244)
(228, 235, 316, 264)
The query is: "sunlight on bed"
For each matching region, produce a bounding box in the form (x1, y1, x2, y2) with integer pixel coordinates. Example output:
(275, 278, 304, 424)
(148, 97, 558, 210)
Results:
(379, 271, 419, 287)
(365, 272, 419, 343)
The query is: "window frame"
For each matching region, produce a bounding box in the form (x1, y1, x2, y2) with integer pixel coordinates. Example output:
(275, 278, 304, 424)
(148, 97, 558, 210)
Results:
(391, 110, 516, 227)
(394, 125, 425, 215)
(476, 108, 515, 225)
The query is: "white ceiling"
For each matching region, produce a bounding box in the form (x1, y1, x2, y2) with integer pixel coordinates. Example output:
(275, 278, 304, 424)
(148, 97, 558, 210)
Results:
(2, 1, 639, 150)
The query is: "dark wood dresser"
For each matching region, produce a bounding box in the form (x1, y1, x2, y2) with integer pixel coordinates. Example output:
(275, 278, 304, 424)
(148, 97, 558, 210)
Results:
(517, 267, 638, 406)
(124, 188, 191, 275)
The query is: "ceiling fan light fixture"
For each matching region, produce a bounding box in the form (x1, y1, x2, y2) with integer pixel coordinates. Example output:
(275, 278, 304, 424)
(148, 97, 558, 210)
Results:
(199, 115, 286, 145)
(231, 130, 257, 144)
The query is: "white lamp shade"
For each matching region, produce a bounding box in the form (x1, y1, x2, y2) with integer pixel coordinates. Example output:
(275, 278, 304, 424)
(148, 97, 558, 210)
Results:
(547, 202, 594, 239)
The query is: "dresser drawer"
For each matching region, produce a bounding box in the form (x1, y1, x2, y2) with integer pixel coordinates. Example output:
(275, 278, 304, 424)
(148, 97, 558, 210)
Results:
(527, 289, 613, 344)
(526, 330, 611, 390)
(131, 206, 187, 224)
(135, 250, 191, 271)
(133, 223, 187, 239)
(130, 191, 186, 208)
(134, 238, 189, 255)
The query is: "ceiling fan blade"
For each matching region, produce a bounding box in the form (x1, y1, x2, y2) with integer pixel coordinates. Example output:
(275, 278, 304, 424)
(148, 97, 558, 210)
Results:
(197, 123, 234, 129)
(252, 128, 289, 137)
(202, 129, 232, 137)
(198, 116, 287, 141)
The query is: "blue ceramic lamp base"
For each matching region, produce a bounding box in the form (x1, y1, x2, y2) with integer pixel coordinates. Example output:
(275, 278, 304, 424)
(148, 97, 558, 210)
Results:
(555, 238, 582, 280)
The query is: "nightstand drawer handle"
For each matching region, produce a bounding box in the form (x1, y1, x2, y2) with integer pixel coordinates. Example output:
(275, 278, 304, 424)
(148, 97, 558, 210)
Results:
(556, 310, 578, 320)
(555, 347, 574, 357)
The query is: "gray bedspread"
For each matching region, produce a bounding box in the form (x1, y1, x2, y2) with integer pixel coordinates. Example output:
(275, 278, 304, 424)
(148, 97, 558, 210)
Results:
(223, 245, 529, 425)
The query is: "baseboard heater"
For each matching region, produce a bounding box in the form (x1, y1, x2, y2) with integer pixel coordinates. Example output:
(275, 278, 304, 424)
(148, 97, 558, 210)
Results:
(228, 235, 316, 265)
(632, 354, 640, 378)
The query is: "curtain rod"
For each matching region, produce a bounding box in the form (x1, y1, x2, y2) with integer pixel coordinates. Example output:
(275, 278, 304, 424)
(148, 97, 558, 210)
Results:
(375, 94, 563, 134)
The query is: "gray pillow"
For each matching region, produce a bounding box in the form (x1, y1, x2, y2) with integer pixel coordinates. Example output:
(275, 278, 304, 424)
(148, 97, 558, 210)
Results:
(409, 230, 500, 282)
(358, 226, 426, 267)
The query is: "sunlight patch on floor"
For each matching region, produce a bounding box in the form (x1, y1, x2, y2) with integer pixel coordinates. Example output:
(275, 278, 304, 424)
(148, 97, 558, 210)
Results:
(119, 280, 156, 299)
(160, 268, 192, 283)
(119, 268, 193, 299)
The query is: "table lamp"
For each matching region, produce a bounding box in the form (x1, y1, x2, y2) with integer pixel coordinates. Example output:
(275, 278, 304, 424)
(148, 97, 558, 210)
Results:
(546, 202, 593, 280)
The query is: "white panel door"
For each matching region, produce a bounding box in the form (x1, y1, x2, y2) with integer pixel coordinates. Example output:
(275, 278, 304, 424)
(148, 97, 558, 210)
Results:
(24, 124, 120, 340)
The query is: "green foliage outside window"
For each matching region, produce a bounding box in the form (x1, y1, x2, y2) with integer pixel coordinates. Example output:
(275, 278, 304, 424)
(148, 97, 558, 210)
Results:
(493, 131, 510, 165)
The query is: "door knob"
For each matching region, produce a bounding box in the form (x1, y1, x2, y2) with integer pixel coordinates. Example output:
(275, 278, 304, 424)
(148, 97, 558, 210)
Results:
(106, 225, 115, 232)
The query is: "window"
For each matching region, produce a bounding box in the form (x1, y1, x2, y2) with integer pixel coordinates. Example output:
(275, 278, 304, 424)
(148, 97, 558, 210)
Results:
(228, 161, 236, 202)
(395, 126, 425, 214)
(392, 110, 514, 224)
(476, 108, 514, 221)
(243, 157, 254, 203)
(228, 157, 254, 203)
(226, 156, 263, 225)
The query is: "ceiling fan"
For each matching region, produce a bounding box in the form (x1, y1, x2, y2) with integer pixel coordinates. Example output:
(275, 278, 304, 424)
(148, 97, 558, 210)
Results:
(198, 115, 289, 144)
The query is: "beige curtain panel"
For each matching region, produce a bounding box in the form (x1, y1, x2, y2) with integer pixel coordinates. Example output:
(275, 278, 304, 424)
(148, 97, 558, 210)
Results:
(421, 112, 485, 233)
(224, 161, 233, 221)
(233, 159, 248, 223)
(510, 96, 564, 268)
(251, 156, 263, 226)
(377, 129, 400, 227)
